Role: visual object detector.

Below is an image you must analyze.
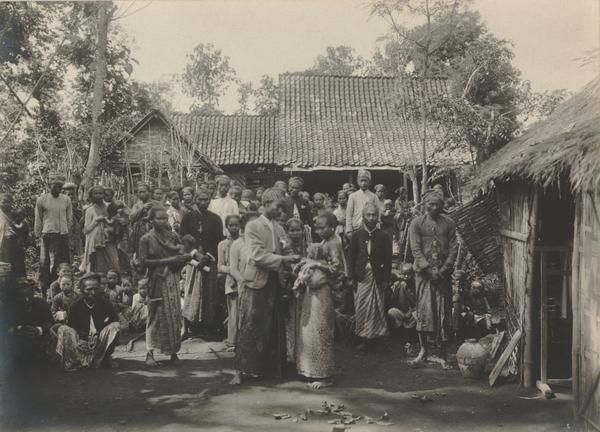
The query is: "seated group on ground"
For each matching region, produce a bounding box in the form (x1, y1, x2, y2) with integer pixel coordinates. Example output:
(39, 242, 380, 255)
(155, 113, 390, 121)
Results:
(0, 170, 494, 387)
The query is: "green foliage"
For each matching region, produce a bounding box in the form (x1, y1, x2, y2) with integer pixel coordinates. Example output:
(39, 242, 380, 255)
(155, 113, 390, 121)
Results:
(182, 43, 237, 112)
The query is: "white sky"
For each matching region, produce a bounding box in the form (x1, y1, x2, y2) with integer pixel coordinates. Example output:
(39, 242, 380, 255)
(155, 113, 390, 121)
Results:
(117, 0, 599, 113)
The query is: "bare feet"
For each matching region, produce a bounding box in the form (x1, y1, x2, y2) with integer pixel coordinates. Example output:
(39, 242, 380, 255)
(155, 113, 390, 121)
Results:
(225, 345, 236, 353)
(308, 378, 334, 390)
(229, 372, 242, 385)
(409, 348, 427, 366)
(356, 343, 367, 352)
(145, 352, 161, 367)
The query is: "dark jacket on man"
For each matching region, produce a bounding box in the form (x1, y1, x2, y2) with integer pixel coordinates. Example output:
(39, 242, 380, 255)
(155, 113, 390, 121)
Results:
(348, 227, 392, 286)
(180, 209, 224, 258)
(283, 196, 313, 227)
(67, 296, 118, 340)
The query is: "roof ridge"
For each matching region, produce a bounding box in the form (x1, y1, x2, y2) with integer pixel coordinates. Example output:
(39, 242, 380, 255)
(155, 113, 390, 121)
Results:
(279, 72, 449, 81)
(171, 113, 276, 118)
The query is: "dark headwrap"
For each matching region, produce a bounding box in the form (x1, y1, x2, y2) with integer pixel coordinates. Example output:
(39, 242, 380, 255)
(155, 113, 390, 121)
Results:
(423, 189, 444, 204)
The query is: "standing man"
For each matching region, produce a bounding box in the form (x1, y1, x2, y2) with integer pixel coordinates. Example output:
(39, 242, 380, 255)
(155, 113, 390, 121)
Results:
(231, 188, 300, 385)
(408, 189, 457, 369)
(345, 170, 377, 238)
(209, 175, 239, 236)
(284, 177, 312, 226)
(180, 189, 225, 331)
(348, 203, 392, 352)
(35, 173, 72, 299)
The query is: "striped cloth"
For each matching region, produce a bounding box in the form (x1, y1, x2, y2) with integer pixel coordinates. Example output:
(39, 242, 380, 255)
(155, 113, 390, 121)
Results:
(146, 270, 182, 355)
(354, 265, 388, 339)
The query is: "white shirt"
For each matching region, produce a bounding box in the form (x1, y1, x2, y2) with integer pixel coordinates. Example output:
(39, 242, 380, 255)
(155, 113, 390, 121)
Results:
(209, 196, 239, 235)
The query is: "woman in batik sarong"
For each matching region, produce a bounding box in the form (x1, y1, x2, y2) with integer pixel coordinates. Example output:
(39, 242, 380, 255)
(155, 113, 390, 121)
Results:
(81, 186, 120, 274)
(295, 213, 345, 389)
(408, 189, 457, 369)
(138, 206, 191, 366)
(0, 193, 28, 284)
(281, 217, 308, 363)
(348, 202, 392, 352)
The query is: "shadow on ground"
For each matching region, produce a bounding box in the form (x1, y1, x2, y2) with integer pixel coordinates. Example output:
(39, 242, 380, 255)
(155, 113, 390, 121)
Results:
(0, 338, 575, 432)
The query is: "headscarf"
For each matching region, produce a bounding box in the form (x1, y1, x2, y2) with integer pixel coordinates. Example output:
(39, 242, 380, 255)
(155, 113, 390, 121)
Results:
(216, 175, 231, 185)
(48, 172, 66, 185)
(423, 188, 444, 204)
(62, 182, 77, 191)
(357, 169, 371, 182)
(288, 176, 304, 188)
(261, 187, 284, 205)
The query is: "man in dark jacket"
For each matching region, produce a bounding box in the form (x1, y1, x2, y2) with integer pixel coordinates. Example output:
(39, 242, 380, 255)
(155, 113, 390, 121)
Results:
(284, 177, 313, 227)
(348, 202, 392, 352)
(54, 273, 120, 370)
(2, 277, 54, 364)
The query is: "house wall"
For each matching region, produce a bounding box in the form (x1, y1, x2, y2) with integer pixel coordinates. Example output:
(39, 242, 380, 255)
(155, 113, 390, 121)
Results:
(496, 182, 538, 381)
(122, 116, 180, 167)
(572, 190, 600, 430)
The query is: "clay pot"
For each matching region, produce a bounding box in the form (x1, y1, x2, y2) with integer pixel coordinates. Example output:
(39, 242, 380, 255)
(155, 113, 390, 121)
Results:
(456, 339, 488, 379)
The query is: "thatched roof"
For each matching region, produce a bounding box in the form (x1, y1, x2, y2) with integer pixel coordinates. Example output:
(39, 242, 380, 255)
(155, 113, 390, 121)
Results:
(472, 77, 600, 192)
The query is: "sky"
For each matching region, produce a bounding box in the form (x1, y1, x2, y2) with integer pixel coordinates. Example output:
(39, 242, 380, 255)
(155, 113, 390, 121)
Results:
(117, 0, 599, 113)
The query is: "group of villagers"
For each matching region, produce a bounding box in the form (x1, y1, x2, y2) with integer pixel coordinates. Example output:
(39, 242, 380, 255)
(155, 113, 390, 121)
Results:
(0, 168, 459, 386)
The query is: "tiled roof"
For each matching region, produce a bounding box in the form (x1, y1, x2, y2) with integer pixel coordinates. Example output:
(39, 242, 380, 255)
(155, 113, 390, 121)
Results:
(277, 73, 469, 169)
(171, 114, 277, 166)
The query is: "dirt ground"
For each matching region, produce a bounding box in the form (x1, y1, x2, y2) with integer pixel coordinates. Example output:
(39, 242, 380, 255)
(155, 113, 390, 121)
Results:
(0, 336, 575, 432)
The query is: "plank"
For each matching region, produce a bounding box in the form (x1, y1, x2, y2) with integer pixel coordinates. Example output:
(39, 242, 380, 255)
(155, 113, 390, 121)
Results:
(489, 331, 506, 360)
(499, 229, 528, 242)
(489, 329, 522, 387)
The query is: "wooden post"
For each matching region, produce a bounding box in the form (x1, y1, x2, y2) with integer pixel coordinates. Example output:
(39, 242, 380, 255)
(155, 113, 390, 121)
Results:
(571, 193, 582, 415)
(540, 251, 548, 385)
(523, 186, 540, 388)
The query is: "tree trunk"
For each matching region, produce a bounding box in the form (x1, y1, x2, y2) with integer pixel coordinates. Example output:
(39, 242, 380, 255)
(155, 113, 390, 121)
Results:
(82, 2, 112, 192)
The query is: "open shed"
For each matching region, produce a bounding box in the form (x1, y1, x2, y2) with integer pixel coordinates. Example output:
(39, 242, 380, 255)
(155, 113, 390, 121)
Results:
(473, 77, 600, 430)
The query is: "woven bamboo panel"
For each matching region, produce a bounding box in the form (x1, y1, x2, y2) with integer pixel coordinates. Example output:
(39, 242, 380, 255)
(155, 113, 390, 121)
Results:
(449, 193, 501, 273)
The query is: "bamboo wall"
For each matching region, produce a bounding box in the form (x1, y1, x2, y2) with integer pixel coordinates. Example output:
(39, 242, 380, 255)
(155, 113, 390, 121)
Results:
(496, 182, 537, 374)
(572, 190, 600, 430)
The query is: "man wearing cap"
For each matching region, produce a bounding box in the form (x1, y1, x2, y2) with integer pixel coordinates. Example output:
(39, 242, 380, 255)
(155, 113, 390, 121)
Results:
(35, 173, 72, 298)
(2, 277, 53, 364)
(208, 175, 239, 236)
(54, 272, 120, 370)
(231, 188, 300, 385)
(284, 177, 312, 227)
(408, 189, 457, 369)
(348, 202, 392, 352)
(345, 170, 377, 238)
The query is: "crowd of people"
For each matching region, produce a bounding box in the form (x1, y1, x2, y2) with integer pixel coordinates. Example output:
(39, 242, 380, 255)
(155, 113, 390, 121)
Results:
(1, 169, 494, 388)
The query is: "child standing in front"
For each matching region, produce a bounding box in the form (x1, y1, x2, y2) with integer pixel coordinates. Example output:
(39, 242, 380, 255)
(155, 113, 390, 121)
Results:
(217, 214, 241, 350)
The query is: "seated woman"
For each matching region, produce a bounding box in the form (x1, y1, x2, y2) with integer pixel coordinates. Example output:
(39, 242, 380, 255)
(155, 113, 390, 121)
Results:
(294, 213, 345, 389)
(54, 273, 120, 371)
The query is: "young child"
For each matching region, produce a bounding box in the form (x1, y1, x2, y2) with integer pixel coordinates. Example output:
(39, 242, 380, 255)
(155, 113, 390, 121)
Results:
(106, 270, 121, 303)
(130, 279, 149, 331)
(387, 266, 417, 353)
(51, 276, 79, 322)
(119, 277, 135, 307)
(46, 263, 72, 303)
(217, 214, 242, 350)
(180, 234, 210, 338)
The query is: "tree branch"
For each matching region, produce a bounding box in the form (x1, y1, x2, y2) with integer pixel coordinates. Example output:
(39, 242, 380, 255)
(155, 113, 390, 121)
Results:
(0, 73, 32, 117)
